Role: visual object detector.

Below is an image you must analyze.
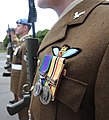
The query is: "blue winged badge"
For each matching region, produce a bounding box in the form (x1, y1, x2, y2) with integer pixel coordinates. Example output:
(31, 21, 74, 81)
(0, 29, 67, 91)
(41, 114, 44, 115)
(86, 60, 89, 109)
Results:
(52, 44, 81, 58)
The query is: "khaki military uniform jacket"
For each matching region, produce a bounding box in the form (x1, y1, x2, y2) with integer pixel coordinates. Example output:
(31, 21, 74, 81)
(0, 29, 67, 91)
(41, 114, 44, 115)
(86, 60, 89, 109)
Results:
(6, 36, 19, 72)
(12, 36, 19, 50)
(10, 38, 28, 98)
(30, 0, 109, 120)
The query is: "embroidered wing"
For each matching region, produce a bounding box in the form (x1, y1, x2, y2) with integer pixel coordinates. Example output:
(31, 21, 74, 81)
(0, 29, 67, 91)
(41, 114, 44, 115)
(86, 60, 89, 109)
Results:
(62, 48, 81, 58)
(52, 47, 60, 56)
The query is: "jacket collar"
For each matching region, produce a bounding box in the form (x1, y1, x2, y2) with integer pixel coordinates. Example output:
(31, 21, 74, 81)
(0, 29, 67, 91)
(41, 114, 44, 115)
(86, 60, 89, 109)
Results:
(20, 34, 30, 41)
(38, 0, 104, 54)
(68, 0, 104, 25)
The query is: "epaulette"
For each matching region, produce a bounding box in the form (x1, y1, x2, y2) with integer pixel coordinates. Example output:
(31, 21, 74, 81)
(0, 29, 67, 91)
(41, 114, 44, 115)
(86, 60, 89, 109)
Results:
(102, 0, 109, 4)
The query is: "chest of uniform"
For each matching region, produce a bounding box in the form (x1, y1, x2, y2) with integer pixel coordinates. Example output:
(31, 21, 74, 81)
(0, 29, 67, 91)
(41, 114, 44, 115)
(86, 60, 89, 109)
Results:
(39, 34, 106, 81)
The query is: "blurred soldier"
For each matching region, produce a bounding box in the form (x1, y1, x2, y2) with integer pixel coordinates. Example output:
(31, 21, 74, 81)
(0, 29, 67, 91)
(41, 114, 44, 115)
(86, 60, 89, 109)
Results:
(4, 28, 19, 73)
(10, 19, 31, 120)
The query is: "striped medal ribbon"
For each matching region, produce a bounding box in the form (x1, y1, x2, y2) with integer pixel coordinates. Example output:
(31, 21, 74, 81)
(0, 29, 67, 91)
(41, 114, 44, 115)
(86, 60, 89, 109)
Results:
(40, 56, 65, 104)
(33, 54, 52, 96)
(47, 56, 65, 100)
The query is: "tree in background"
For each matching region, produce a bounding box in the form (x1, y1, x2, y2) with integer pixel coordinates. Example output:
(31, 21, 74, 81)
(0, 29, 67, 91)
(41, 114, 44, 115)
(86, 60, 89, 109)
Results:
(3, 36, 8, 48)
(36, 29, 49, 45)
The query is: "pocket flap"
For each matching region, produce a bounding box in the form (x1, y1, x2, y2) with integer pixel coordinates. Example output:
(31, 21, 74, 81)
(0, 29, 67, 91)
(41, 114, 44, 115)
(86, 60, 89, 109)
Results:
(57, 76, 87, 112)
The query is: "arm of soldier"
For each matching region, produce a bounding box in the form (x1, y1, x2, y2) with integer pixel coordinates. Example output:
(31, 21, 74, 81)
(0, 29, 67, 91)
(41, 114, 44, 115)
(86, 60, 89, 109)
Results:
(95, 44, 109, 120)
(17, 43, 27, 99)
(17, 58, 27, 100)
(12, 38, 19, 51)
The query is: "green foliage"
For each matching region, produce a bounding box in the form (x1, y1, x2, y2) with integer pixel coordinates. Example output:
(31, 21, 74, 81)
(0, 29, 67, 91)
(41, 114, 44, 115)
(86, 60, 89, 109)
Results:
(36, 29, 49, 45)
(3, 36, 8, 47)
(0, 49, 6, 53)
(3, 35, 20, 48)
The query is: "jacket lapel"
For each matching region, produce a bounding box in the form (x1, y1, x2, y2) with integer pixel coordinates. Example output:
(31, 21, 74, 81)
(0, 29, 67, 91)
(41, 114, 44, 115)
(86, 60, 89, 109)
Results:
(38, 0, 104, 54)
(38, 14, 69, 53)
(68, 0, 104, 25)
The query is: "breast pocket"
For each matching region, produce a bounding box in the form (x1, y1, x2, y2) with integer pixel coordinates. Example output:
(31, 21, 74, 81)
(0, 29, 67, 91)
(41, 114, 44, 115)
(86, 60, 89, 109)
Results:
(57, 76, 87, 112)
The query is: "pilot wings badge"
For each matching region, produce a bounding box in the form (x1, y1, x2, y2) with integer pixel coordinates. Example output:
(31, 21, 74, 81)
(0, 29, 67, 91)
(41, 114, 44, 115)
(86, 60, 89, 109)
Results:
(52, 44, 81, 58)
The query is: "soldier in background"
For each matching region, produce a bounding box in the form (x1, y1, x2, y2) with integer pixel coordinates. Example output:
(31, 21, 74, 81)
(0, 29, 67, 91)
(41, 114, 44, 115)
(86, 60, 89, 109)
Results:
(4, 28, 19, 73)
(10, 19, 31, 120)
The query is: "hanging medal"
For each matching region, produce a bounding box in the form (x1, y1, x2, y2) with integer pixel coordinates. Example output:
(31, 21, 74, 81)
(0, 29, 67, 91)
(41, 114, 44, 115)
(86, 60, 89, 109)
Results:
(40, 84, 52, 105)
(33, 78, 43, 96)
(33, 54, 52, 96)
(40, 56, 65, 104)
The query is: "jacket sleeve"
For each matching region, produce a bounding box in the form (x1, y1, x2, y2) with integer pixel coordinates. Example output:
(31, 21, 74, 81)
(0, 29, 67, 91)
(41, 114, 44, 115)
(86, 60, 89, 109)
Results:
(95, 44, 109, 120)
(17, 43, 27, 98)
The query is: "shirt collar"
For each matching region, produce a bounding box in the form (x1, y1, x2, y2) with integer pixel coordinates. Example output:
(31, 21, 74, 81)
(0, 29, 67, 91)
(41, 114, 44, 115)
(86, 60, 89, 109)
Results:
(20, 34, 30, 41)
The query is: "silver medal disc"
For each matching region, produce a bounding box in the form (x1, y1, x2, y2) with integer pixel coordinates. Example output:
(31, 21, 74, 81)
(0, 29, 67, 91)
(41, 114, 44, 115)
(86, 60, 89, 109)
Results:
(40, 86, 51, 105)
(33, 81, 43, 96)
